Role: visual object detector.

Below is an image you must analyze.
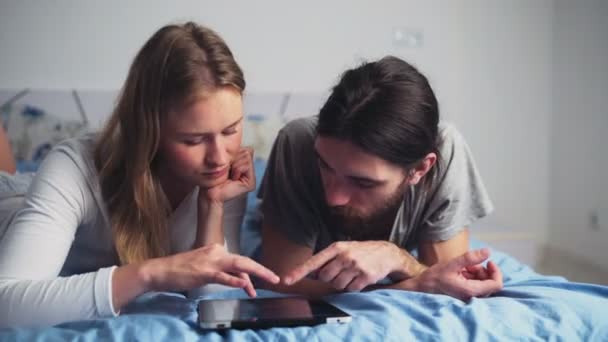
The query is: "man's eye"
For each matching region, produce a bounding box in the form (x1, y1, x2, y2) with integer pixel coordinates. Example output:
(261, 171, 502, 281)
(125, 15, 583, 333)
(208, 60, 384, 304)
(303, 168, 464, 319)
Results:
(183, 138, 205, 145)
(354, 181, 377, 189)
(317, 158, 333, 172)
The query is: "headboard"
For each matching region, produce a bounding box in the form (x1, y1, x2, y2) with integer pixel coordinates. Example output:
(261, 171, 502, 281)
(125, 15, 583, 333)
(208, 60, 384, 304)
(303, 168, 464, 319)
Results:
(0, 89, 328, 172)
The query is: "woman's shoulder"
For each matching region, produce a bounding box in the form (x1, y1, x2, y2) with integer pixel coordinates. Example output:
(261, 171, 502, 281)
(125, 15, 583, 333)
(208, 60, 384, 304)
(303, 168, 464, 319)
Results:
(52, 133, 97, 157)
(33, 133, 103, 201)
(9, 133, 108, 232)
(48, 133, 99, 173)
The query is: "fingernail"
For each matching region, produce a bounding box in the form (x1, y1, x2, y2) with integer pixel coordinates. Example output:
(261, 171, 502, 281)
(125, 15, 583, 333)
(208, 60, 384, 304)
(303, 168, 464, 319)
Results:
(284, 277, 292, 285)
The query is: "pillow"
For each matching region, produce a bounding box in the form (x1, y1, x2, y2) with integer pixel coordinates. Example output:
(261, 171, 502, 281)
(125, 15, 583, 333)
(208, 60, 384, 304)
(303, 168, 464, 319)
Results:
(0, 104, 89, 172)
(241, 113, 285, 161)
(239, 110, 292, 259)
(240, 158, 268, 260)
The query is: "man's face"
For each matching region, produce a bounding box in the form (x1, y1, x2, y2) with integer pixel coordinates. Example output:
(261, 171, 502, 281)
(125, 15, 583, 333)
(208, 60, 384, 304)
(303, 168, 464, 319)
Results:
(314, 136, 408, 240)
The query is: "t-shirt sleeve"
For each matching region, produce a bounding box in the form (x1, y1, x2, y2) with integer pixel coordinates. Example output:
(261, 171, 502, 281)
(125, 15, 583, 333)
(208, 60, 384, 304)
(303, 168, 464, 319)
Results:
(418, 124, 494, 242)
(258, 119, 323, 249)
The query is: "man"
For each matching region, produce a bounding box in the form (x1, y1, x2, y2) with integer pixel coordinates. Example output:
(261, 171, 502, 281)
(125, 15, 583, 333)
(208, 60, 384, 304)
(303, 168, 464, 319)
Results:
(258, 56, 503, 300)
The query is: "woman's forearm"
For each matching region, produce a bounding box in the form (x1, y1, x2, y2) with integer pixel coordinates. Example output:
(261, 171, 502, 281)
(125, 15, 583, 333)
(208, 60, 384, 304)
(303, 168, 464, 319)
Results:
(195, 200, 225, 247)
(0, 268, 118, 328)
(111, 262, 152, 312)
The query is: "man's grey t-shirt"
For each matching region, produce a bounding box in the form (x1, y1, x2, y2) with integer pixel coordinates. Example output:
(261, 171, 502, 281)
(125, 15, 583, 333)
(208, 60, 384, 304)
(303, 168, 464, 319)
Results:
(258, 116, 493, 253)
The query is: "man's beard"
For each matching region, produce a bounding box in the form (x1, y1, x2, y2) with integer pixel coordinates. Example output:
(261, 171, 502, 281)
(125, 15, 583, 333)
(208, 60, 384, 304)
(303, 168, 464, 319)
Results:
(324, 186, 405, 241)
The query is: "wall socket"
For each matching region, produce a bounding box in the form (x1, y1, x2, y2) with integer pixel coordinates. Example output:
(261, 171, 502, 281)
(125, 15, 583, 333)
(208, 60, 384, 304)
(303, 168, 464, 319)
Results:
(392, 27, 424, 48)
(589, 210, 601, 231)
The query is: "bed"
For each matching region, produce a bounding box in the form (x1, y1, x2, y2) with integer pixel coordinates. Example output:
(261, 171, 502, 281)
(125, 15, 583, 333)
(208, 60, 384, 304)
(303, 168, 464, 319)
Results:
(1, 240, 607, 340)
(1, 89, 607, 340)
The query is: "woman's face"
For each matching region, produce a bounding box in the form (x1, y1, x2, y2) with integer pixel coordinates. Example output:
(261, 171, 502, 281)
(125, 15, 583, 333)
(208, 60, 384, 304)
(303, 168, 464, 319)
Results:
(158, 87, 244, 190)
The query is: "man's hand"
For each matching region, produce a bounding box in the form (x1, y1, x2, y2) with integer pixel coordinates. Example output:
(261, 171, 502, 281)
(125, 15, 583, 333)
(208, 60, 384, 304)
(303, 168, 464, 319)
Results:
(402, 248, 503, 300)
(283, 241, 424, 292)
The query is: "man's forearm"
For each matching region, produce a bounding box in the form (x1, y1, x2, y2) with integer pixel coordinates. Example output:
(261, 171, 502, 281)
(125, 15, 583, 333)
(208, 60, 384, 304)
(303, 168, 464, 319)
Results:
(364, 276, 421, 293)
(362, 246, 428, 293)
(389, 245, 428, 281)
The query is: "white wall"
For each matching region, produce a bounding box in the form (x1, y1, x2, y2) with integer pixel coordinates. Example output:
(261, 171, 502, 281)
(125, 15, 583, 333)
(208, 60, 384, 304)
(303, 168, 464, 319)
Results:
(0, 1, 554, 247)
(549, 0, 608, 270)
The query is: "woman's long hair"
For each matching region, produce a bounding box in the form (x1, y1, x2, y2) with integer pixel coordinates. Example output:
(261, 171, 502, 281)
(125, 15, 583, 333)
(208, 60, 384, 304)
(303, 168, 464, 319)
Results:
(94, 22, 245, 264)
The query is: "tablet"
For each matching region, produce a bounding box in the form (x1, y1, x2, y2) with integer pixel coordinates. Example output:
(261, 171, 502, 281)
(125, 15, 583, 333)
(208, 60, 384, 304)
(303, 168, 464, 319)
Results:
(198, 296, 351, 330)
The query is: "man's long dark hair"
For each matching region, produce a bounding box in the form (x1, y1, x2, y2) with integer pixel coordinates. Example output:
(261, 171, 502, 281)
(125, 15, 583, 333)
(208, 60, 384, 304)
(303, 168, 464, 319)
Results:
(318, 56, 441, 188)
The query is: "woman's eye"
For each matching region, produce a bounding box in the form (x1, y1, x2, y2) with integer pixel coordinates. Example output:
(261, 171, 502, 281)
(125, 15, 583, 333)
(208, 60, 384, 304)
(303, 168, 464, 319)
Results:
(223, 129, 238, 135)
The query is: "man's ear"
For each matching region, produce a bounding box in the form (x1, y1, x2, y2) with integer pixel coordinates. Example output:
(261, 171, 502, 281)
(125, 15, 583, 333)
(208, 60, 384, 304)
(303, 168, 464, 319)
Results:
(407, 153, 437, 186)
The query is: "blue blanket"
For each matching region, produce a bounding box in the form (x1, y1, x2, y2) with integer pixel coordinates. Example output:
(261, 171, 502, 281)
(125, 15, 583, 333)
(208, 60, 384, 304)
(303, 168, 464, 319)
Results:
(2, 241, 608, 341)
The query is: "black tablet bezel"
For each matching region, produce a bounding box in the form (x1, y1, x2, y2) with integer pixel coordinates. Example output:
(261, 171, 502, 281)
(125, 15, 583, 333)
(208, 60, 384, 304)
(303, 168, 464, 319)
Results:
(197, 296, 351, 330)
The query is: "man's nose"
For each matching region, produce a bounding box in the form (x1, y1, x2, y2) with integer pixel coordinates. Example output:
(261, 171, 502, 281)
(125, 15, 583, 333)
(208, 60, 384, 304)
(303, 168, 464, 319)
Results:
(324, 177, 351, 207)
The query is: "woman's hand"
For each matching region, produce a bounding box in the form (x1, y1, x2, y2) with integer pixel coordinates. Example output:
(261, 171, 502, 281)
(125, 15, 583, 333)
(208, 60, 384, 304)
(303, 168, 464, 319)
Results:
(195, 147, 255, 246)
(201, 147, 255, 204)
(113, 244, 280, 311)
(146, 243, 278, 295)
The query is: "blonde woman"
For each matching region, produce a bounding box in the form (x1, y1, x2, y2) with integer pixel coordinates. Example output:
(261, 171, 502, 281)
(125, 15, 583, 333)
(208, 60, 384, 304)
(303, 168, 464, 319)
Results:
(0, 22, 279, 328)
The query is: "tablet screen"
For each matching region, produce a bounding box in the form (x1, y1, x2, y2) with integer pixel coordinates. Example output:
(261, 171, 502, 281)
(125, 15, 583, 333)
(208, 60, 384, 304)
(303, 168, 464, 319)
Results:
(198, 296, 351, 329)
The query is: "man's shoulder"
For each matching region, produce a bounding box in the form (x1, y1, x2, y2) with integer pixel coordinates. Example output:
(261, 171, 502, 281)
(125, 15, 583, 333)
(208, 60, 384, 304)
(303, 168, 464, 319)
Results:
(278, 116, 318, 142)
(438, 122, 465, 147)
(436, 121, 470, 162)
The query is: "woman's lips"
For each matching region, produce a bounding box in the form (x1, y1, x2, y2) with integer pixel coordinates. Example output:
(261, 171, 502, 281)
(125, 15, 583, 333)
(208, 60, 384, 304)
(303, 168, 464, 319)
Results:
(203, 167, 229, 179)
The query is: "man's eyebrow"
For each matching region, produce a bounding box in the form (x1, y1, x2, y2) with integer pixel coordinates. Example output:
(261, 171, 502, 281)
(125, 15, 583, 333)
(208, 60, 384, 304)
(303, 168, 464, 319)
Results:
(314, 148, 386, 185)
(314, 149, 333, 170)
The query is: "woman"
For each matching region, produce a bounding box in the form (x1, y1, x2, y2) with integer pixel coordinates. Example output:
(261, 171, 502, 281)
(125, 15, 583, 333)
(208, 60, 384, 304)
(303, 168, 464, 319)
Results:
(0, 22, 279, 328)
